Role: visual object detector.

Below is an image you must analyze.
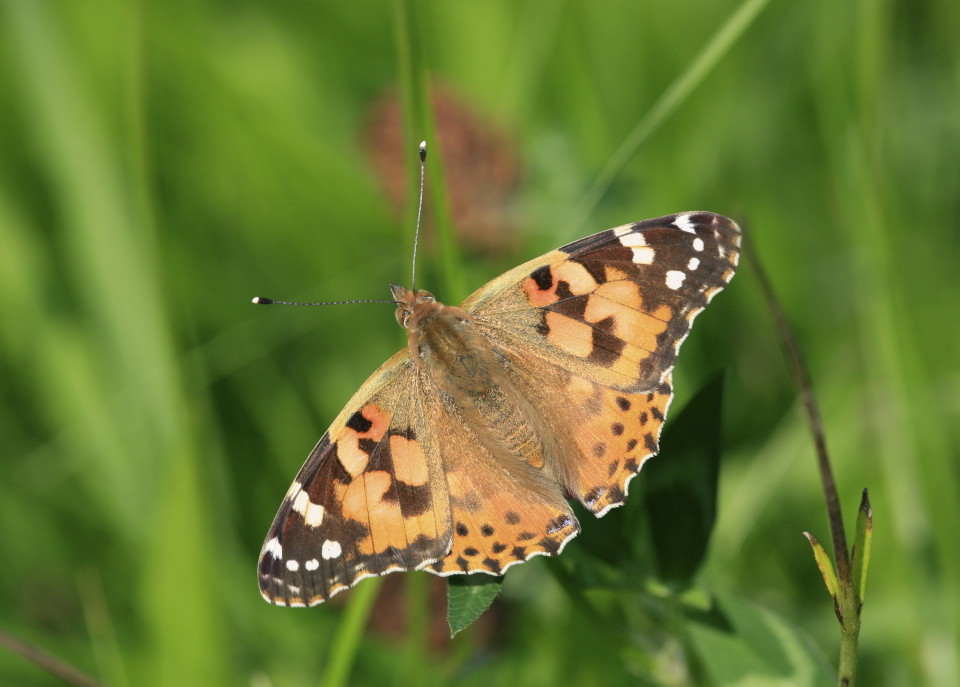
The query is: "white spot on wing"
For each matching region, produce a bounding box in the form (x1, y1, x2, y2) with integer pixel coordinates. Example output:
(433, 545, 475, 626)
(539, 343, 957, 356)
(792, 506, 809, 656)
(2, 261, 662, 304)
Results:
(264, 537, 283, 560)
(693, 237, 705, 252)
(687, 257, 700, 271)
(305, 559, 320, 571)
(304, 502, 324, 527)
(618, 232, 647, 247)
(631, 246, 656, 265)
(321, 540, 342, 560)
(665, 270, 686, 290)
(613, 224, 634, 237)
(292, 491, 325, 527)
(674, 214, 696, 233)
(286, 559, 300, 572)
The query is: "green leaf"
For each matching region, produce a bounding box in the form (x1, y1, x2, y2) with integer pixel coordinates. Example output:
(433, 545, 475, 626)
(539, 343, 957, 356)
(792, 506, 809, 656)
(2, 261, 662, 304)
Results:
(851, 488, 873, 604)
(641, 373, 725, 586)
(686, 592, 834, 687)
(446, 575, 504, 637)
(803, 531, 840, 607)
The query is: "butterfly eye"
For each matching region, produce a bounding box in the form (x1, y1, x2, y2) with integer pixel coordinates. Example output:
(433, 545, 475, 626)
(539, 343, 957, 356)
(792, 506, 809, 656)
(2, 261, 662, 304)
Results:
(395, 309, 411, 327)
(417, 293, 436, 304)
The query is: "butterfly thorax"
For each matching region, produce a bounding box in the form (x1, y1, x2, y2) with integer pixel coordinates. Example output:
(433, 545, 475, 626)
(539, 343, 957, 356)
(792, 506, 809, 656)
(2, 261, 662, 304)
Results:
(391, 283, 550, 472)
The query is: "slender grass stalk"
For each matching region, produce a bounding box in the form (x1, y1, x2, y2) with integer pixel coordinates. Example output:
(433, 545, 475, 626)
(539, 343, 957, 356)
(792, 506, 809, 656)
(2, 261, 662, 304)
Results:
(568, 0, 774, 233)
(124, 0, 156, 242)
(402, 574, 430, 684)
(0, 631, 105, 687)
(320, 580, 382, 687)
(746, 241, 850, 581)
(746, 238, 868, 686)
(391, 0, 464, 300)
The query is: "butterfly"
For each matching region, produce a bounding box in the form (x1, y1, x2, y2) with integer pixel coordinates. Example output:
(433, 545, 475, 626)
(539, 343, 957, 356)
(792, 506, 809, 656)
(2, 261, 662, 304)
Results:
(258, 211, 740, 606)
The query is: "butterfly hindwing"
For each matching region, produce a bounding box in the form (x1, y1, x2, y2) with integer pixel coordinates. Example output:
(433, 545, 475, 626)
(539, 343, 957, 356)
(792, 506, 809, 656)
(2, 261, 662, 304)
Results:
(494, 349, 676, 516)
(417, 371, 580, 575)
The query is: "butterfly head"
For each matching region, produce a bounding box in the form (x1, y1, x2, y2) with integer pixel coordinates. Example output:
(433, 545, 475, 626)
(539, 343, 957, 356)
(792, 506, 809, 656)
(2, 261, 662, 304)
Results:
(390, 283, 439, 329)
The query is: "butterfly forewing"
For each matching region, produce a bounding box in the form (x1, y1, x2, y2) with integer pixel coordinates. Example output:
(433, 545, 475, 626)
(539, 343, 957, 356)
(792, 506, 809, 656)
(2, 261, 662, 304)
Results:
(258, 351, 453, 606)
(464, 212, 740, 393)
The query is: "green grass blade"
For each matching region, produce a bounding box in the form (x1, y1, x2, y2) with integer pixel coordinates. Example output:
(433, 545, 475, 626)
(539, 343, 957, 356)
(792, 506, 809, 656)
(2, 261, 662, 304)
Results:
(851, 489, 873, 605)
(391, 0, 464, 300)
(568, 0, 774, 232)
(803, 532, 840, 611)
(321, 579, 382, 687)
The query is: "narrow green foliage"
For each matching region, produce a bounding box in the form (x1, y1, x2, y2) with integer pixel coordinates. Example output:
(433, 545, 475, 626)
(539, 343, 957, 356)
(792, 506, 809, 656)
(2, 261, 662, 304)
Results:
(321, 579, 382, 687)
(804, 532, 841, 612)
(392, 0, 464, 300)
(851, 489, 873, 605)
(569, 0, 774, 232)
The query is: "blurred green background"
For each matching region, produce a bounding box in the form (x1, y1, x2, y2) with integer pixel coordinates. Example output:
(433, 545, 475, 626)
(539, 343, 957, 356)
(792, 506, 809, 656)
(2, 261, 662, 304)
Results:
(1, 0, 958, 685)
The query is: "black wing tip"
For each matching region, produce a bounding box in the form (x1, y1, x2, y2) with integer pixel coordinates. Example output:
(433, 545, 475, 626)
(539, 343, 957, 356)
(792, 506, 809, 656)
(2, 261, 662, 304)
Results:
(558, 212, 741, 257)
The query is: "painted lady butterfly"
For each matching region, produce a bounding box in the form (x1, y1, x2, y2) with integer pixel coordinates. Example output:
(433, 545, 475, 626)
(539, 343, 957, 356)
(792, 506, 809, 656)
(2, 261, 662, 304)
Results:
(258, 211, 740, 606)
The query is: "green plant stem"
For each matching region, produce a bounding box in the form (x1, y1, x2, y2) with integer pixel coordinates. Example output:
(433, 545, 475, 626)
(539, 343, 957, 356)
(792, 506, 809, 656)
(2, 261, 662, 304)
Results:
(0, 630, 105, 687)
(745, 240, 850, 583)
(390, 0, 463, 300)
(745, 238, 863, 686)
(402, 574, 429, 683)
(838, 593, 860, 687)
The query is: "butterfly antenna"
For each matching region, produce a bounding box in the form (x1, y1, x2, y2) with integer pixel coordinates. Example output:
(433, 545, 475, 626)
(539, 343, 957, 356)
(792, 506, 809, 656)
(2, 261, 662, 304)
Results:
(410, 140, 427, 291)
(252, 297, 396, 306)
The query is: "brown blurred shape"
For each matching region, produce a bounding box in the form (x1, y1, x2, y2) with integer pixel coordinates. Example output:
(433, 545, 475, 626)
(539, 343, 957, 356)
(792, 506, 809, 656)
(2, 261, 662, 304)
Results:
(364, 84, 520, 255)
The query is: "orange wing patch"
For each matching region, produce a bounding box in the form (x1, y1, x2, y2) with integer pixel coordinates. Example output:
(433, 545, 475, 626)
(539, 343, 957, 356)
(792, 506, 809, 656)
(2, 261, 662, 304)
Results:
(337, 403, 390, 477)
(426, 467, 578, 576)
(390, 433, 429, 486)
(521, 259, 598, 306)
(562, 375, 674, 515)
